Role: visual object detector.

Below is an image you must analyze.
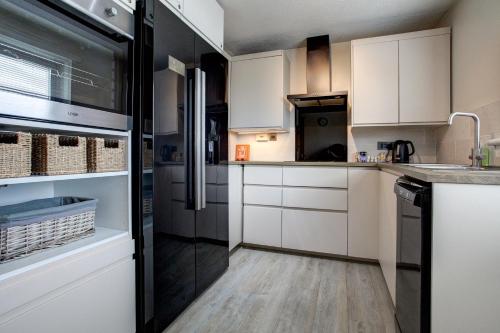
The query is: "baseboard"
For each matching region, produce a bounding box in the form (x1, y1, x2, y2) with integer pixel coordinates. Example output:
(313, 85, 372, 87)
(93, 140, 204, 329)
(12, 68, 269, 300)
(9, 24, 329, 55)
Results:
(241, 243, 380, 265)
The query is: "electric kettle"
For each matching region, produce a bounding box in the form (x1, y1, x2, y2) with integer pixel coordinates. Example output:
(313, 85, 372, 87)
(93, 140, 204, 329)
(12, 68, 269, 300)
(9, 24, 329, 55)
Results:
(392, 140, 415, 163)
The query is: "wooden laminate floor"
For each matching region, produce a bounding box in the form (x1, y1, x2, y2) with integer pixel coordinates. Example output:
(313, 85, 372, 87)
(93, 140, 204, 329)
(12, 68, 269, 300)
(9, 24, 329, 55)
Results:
(164, 248, 396, 333)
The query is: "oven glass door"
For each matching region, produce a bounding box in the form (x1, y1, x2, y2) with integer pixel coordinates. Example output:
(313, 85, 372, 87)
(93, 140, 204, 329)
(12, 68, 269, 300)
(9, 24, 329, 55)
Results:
(0, 0, 131, 128)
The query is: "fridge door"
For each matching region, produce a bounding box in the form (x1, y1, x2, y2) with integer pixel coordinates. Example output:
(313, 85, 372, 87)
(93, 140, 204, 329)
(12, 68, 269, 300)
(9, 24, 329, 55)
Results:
(152, 3, 196, 331)
(194, 36, 229, 295)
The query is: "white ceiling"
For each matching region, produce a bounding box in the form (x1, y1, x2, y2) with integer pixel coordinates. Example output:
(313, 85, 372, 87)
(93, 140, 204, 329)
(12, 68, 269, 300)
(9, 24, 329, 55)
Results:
(218, 0, 457, 55)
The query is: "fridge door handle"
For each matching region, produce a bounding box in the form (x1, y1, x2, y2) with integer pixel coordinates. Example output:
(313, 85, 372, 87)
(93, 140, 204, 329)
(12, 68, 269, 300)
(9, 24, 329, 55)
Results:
(201, 70, 206, 209)
(194, 68, 203, 211)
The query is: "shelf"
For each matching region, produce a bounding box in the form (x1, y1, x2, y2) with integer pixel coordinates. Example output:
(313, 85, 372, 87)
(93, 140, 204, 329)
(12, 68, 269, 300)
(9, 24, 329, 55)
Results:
(0, 227, 130, 282)
(0, 171, 128, 186)
(0, 116, 130, 137)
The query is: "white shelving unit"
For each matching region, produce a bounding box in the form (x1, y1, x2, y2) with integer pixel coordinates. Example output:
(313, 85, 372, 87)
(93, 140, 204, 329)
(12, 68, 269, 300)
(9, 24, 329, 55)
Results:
(0, 117, 135, 332)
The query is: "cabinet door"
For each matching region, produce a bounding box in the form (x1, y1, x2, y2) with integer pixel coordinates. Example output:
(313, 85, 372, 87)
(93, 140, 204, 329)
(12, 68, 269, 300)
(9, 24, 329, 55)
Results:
(166, 0, 184, 12)
(230, 56, 284, 129)
(118, 0, 136, 10)
(282, 209, 347, 255)
(228, 165, 243, 251)
(243, 166, 283, 186)
(282, 167, 347, 188)
(378, 171, 399, 305)
(184, 0, 224, 49)
(352, 41, 399, 125)
(400, 34, 450, 123)
(0, 259, 135, 333)
(348, 168, 379, 259)
(282, 187, 347, 211)
(243, 206, 281, 247)
(244, 185, 282, 206)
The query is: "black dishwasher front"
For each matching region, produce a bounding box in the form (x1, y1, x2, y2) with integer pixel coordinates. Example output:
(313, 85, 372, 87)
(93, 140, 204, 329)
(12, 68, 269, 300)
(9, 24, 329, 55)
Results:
(394, 177, 432, 333)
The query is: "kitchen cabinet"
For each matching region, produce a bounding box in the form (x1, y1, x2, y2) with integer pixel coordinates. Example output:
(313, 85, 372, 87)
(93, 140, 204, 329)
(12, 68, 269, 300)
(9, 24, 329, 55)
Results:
(118, 0, 136, 11)
(351, 27, 451, 126)
(184, 0, 224, 49)
(160, 0, 224, 51)
(352, 41, 399, 125)
(243, 165, 283, 186)
(244, 185, 282, 206)
(230, 51, 291, 132)
(348, 168, 379, 260)
(378, 170, 399, 305)
(282, 209, 347, 255)
(399, 34, 451, 123)
(166, 0, 183, 12)
(0, 258, 135, 333)
(282, 166, 347, 188)
(282, 187, 347, 211)
(243, 205, 282, 247)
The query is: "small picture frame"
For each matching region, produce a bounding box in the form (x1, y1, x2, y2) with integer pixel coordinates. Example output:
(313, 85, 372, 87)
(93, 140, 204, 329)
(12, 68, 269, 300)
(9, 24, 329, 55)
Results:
(235, 144, 250, 161)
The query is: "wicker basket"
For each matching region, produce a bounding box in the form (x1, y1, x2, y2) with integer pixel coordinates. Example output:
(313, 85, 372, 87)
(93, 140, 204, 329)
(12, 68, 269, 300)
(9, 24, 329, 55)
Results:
(0, 132, 32, 179)
(87, 137, 127, 173)
(0, 197, 97, 263)
(32, 134, 87, 175)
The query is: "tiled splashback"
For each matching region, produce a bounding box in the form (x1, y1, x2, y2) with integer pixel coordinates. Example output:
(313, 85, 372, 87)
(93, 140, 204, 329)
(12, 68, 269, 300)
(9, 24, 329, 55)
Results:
(436, 100, 500, 166)
(348, 126, 438, 163)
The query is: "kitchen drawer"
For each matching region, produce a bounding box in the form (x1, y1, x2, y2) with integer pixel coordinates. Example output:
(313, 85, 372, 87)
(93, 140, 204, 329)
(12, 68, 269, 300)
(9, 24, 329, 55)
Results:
(243, 206, 281, 247)
(282, 167, 347, 188)
(282, 187, 347, 211)
(244, 166, 282, 185)
(282, 209, 347, 255)
(244, 185, 282, 206)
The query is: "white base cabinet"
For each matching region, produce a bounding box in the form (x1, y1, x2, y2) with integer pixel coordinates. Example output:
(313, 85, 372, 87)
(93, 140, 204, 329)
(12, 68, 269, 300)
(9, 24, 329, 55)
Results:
(347, 168, 379, 259)
(282, 209, 347, 255)
(0, 259, 135, 333)
(378, 170, 399, 305)
(432, 184, 500, 332)
(243, 206, 282, 247)
(229, 165, 243, 251)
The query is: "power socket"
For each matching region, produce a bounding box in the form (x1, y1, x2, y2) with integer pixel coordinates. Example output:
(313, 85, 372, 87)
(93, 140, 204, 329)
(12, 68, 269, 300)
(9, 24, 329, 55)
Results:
(377, 141, 392, 150)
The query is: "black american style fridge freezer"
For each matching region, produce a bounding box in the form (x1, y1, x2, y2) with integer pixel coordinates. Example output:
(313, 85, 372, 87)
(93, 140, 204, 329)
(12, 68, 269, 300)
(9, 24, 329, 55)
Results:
(133, 2, 229, 332)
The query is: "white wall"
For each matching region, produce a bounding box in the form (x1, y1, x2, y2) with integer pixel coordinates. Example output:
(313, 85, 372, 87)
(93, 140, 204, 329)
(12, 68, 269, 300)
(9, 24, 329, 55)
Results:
(229, 42, 438, 162)
(435, 0, 500, 165)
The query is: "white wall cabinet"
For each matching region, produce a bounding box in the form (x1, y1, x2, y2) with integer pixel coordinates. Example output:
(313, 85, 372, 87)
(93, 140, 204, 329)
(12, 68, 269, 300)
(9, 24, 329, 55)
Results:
(352, 41, 399, 125)
(183, 0, 224, 49)
(399, 34, 451, 123)
(351, 28, 451, 126)
(117, 0, 136, 11)
(166, 0, 184, 12)
(243, 205, 282, 247)
(378, 170, 399, 305)
(348, 168, 379, 259)
(228, 165, 243, 251)
(160, 0, 223, 51)
(230, 51, 290, 132)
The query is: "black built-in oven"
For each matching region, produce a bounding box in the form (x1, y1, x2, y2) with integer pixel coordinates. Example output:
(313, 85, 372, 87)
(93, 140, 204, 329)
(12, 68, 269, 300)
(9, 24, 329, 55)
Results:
(0, 0, 134, 130)
(394, 177, 432, 333)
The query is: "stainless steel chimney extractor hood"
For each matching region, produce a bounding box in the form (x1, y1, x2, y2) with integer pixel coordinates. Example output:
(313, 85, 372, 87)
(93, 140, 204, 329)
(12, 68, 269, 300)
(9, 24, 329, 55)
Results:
(287, 35, 348, 108)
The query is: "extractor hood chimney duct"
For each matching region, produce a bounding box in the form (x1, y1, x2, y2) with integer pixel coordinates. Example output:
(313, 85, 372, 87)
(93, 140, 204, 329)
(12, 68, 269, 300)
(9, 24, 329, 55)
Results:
(307, 35, 331, 93)
(287, 35, 347, 108)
